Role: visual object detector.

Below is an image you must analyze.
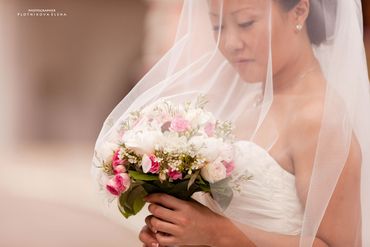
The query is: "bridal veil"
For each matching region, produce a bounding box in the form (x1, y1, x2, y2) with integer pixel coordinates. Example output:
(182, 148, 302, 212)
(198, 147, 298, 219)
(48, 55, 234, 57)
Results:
(92, 0, 370, 246)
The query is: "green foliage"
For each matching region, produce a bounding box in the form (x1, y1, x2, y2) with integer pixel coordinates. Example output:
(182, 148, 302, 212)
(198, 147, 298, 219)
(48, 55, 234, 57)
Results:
(117, 177, 212, 218)
(128, 170, 160, 181)
(118, 183, 148, 218)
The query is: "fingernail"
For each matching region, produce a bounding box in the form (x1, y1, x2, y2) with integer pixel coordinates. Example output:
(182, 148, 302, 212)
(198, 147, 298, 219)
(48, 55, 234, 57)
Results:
(152, 243, 159, 247)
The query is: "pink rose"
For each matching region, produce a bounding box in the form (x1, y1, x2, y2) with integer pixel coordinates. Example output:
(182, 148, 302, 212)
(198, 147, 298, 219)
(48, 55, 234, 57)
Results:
(170, 117, 190, 133)
(113, 165, 126, 174)
(112, 149, 126, 174)
(106, 173, 131, 196)
(168, 168, 183, 180)
(204, 122, 215, 137)
(222, 160, 235, 176)
(149, 155, 160, 173)
(142, 154, 161, 174)
(112, 149, 124, 167)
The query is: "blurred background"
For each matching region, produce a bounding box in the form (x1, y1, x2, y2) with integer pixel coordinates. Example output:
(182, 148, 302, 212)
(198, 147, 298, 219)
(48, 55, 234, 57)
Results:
(0, 0, 369, 246)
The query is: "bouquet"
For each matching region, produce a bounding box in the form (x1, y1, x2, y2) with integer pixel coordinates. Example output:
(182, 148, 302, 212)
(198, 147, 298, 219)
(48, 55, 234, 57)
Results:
(94, 96, 236, 218)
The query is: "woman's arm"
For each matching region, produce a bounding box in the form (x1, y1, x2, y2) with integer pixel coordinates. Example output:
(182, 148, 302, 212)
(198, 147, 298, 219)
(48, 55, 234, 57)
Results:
(214, 219, 328, 247)
(142, 193, 256, 247)
(142, 193, 328, 247)
(288, 100, 362, 247)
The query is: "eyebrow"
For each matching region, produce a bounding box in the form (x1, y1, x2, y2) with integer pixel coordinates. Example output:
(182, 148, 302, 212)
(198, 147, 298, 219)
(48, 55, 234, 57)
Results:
(209, 6, 253, 17)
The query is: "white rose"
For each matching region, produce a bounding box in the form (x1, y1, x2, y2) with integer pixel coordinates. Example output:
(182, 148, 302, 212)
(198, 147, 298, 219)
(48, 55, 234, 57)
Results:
(158, 132, 188, 153)
(201, 159, 227, 183)
(220, 143, 234, 162)
(200, 137, 224, 161)
(185, 109, 215, 127)
(188, 136, 205, 150)
(122, 130, 162, 155)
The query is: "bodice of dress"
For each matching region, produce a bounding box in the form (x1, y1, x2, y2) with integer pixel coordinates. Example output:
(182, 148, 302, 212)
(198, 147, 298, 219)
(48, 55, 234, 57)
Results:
(222, 141, 304, 235)
(167, 138, 305, 247)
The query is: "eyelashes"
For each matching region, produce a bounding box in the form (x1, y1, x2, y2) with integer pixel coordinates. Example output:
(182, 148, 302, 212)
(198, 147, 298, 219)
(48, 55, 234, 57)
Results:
(239, 20, 255, 28)
(212, 20, 255, 32)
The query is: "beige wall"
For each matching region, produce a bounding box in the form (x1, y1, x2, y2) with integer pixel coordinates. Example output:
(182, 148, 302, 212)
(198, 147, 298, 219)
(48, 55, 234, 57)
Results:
(1, 0, 147, 145)
(0, 1, 182, 246)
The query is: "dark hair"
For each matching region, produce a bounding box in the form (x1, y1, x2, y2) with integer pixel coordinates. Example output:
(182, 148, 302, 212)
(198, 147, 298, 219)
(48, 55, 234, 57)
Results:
(277, 0, 330, 45)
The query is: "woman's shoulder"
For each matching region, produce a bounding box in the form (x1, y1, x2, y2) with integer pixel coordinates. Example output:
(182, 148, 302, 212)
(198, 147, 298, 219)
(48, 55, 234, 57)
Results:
(286, 75, 327, 129)
(289, 82, 350, 135)
(285, 90, 325, 163)
(289, 94, 325, 135)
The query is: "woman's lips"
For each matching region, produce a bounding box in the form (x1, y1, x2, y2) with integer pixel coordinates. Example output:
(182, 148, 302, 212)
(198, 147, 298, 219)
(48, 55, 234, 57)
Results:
(234, 59, 254, 64)
(233, 59, 255, 69)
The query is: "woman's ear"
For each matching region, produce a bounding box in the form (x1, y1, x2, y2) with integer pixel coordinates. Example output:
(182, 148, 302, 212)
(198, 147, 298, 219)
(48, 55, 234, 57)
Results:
(293, 0, 310, 26)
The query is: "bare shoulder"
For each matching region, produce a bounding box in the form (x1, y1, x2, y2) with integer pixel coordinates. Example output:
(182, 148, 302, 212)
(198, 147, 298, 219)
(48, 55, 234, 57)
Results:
(288, 94, 325, 147)
(284, 95, 324, 203)
(287, 86, 362, 206)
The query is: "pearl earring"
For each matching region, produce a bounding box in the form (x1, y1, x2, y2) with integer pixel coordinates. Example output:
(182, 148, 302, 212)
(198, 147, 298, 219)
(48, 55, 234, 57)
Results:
(296, 24, 303, 32)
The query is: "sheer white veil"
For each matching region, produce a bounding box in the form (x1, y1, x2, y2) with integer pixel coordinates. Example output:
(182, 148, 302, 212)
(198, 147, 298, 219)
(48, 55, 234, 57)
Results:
(92, 0, 370, 246)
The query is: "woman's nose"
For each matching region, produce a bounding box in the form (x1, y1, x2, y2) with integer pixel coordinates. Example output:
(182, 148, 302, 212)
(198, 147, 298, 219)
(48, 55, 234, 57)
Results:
(223, 29, 245, 53)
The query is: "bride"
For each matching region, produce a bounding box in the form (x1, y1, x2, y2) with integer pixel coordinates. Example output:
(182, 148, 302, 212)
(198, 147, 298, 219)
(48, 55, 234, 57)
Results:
(93, 0, 370, 246)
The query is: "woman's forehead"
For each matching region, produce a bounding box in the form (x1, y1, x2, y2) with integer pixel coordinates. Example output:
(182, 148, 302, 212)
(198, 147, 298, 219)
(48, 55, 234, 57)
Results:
(208, 0, 268, 16)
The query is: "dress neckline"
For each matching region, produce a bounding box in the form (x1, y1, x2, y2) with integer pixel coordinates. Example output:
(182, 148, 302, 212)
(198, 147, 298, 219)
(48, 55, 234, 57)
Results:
(236, 140, 296, 179)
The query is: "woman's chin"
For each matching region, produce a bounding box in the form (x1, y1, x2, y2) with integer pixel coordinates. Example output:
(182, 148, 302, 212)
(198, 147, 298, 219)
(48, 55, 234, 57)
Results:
(234, 66, 265, 83)
(238, 73, 265, 84)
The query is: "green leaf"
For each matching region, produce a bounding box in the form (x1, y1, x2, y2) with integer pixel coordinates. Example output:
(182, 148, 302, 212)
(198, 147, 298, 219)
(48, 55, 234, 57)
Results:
(132, 186, 147, 214)
(197, 175, 208, 185)
(128, 170, 160, 181)
(118, 203, 131, 218)
(118, 190, 133, 218)
(118, 183, 148, 219)
(199, 183, 211, 192)
(140, 180, 199, 201)
(208, 177, 233, 210)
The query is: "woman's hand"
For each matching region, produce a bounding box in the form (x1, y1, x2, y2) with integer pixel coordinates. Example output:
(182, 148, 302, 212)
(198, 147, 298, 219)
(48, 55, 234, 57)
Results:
(139, 225, 160, 247)
(142, 193, 225, 247)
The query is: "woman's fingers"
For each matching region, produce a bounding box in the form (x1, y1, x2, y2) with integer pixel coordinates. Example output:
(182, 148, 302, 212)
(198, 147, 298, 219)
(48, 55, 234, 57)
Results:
(139, 225, 159, 247)
(148, 203, 179, 224)
(145, 215, 179, 236)
(145, 193, 184, 210)
(155, 231, 179, 247)
(145, 215, 156, 232)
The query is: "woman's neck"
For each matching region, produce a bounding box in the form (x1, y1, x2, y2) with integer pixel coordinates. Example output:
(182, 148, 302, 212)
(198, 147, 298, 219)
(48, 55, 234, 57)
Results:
(272, 45, 319, 94)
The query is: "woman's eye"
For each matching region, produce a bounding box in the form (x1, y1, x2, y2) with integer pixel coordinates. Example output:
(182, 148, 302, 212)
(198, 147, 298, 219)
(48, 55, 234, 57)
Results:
(212, 25, 223, 32)
(239, 20, 255, 29)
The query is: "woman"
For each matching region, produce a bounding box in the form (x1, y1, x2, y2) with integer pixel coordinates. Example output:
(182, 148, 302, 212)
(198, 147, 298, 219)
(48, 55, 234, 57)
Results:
(93, 0, 370, 246)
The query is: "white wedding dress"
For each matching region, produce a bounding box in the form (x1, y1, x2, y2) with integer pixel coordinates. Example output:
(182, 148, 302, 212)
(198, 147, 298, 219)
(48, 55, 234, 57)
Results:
(194, 141, 304, 236)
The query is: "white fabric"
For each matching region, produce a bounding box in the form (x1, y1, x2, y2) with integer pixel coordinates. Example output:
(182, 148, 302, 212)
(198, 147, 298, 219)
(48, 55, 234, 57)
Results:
(224, 141, 304, 235)
(193, 140, 304, 236)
